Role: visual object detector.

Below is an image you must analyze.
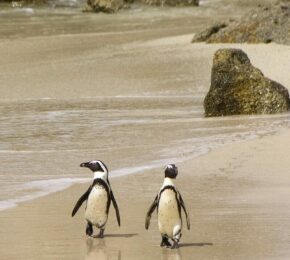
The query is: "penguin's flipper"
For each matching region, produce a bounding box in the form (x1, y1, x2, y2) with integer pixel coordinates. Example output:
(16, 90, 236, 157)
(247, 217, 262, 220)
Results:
(178, 192, 190, 230)
(71, 186, 92, 217)
(145, 194, 158, 229)
(110, 191, 121, 226)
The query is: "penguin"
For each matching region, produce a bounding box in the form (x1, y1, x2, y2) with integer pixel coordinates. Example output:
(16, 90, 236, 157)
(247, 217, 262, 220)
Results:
(145, 164, 190, 249)
(72, 160, 120, 238)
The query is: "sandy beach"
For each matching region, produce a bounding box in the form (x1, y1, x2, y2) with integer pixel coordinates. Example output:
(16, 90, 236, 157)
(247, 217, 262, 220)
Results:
(1, 129, 290, 259)
(1, 1, 290, 259)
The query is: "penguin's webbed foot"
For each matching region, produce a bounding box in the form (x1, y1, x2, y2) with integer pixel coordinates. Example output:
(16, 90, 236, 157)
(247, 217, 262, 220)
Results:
(170, 240, 179, 249)
(160, 236, 172, 247)
(93, 228, 105, 238)
(86, 222, 93, 237)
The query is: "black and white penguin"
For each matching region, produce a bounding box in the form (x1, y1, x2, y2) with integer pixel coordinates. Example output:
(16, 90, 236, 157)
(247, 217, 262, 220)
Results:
(72, 160, 120, 238)
(145, 164, 190, 249)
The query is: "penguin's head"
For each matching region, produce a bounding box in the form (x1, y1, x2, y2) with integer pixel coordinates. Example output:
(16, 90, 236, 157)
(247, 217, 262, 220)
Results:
(80, 160, 108, 174)
(165, 164, 178, 179)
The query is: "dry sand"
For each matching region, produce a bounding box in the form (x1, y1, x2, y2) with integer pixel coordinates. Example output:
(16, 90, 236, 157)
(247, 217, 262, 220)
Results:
(1, 28, 289, 100)
(1, 129, 290, 259)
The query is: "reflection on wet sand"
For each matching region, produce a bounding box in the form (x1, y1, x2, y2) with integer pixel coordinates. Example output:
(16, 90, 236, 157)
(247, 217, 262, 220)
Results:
(86, 235, 138, 260)
(160, 242, 213, 260)
(86, 238, 122, 260)
(161, 248, 181, 260)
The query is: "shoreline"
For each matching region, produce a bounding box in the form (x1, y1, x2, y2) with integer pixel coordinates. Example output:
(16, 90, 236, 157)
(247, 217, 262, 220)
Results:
(1, 35, 290, 210)
(1, 120, 288, 212)
(1, 128, 290, 258)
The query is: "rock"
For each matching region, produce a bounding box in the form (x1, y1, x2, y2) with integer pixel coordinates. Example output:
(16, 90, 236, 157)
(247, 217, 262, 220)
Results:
(84, 0, 201, 13)
(191, 22, 227, 42)
(84, 0, 123, 13)
(204, 49, 290, 117)
(141, 0, 198, 7)
(192, 1, 290, 44)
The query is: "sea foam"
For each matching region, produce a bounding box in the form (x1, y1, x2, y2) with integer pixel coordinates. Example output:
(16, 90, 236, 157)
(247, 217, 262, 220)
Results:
(0, 158, 190, 211)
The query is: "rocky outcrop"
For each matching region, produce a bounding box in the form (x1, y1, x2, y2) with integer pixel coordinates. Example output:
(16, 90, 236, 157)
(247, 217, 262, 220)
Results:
(83, 0, 123, 13)
(83, 0, 198, 11)
(192, 1, 290, 44)
(204, 49, 290, 117)
(192, 22, 227, 42)
(141, 0, 198, 6)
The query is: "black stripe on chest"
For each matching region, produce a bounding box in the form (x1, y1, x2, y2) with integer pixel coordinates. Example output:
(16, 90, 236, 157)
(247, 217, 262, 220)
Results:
(158, 185, 181, 217)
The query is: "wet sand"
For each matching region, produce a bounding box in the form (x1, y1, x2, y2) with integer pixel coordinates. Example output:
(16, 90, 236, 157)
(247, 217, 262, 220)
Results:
(1, 129, 290, 259)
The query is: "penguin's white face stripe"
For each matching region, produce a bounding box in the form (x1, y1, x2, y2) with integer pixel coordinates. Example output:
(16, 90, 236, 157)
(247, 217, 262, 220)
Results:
(97, 161, 108, 174)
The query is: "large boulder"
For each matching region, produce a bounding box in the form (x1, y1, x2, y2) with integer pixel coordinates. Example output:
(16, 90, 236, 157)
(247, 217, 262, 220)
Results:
(192, 1, 290, 44)
(84, 0, 123, 13)
(204, 49, 290, 117)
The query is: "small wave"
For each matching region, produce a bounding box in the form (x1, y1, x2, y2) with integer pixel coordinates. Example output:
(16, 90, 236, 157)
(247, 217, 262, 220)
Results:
(0, 8, 35, 16)
(0, 178, 89, 211)
(0, 111, 289, 211)
(111, 158, 188, 178)
(0, 94, 196, 103)
(47, 0, 81, 8)
(0, 158, 192, 211)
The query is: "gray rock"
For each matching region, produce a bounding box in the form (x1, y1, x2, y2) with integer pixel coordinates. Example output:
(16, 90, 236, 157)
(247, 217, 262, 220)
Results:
(204, 49, 290, 117)
(84, 0, 123, 13)
(192, 22, 227, 42)
(192, 1, 290, 44)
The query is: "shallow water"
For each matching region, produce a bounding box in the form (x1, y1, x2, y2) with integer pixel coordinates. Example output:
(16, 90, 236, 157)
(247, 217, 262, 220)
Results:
(0, 0, 273, 39)
(0, 95, 290, 209)
(0, 0, 287, 210)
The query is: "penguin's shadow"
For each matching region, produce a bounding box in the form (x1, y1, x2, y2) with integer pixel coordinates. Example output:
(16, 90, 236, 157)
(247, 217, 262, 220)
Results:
(104, 233, 138, 238)
(179, 242, 213, 247)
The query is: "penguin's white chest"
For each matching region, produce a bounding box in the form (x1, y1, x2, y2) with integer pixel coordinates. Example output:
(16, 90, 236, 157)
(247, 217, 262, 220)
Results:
(158, 189, 181, 238)
(85, 184, 109, 228)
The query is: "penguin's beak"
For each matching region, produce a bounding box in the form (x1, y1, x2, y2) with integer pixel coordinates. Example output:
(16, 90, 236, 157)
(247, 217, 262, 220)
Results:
(80, 162, 89, 168)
